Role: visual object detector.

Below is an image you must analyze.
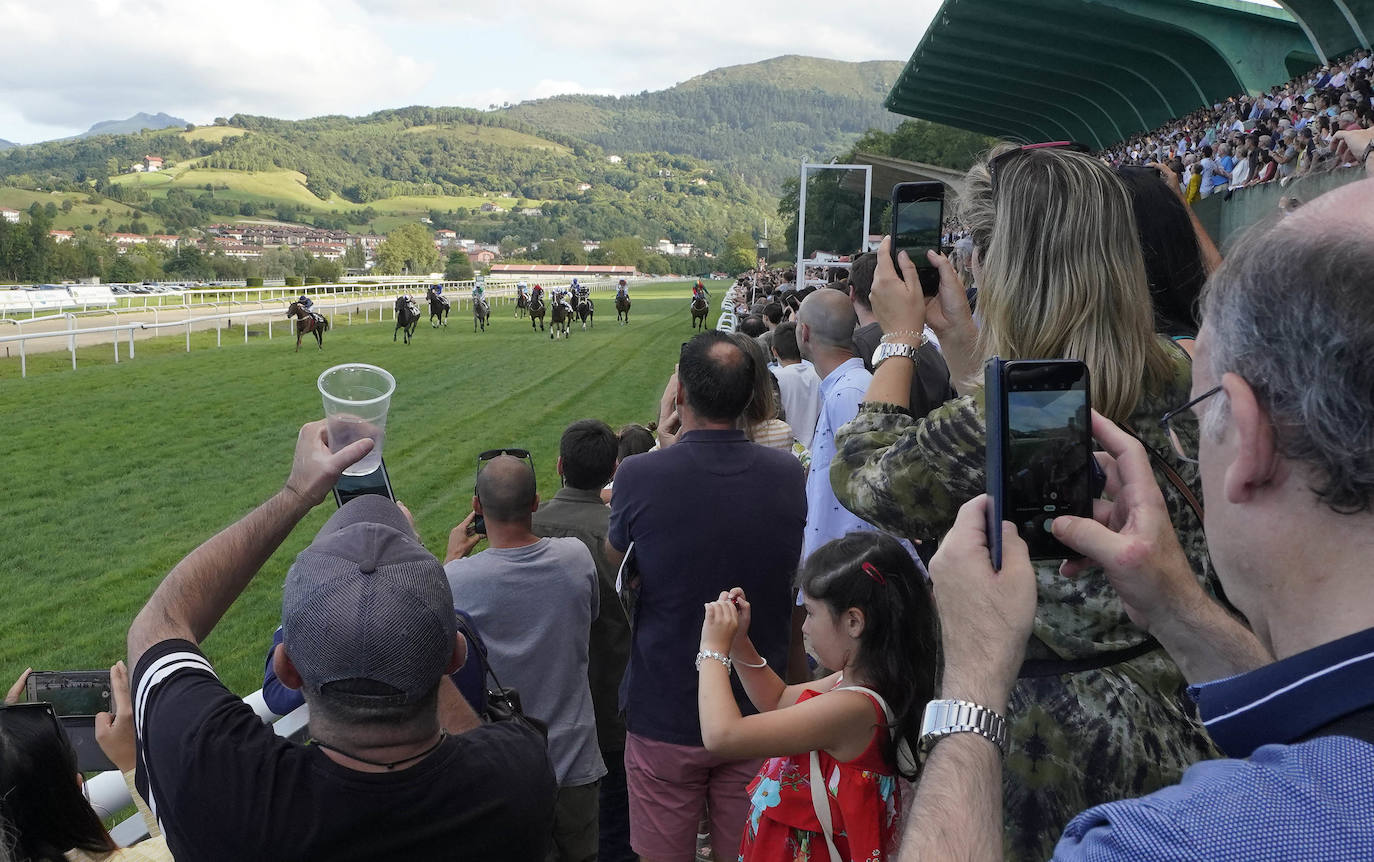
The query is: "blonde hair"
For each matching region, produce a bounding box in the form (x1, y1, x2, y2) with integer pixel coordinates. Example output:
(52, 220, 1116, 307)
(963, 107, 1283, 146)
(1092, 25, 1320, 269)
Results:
(961, 145, 1173, 422)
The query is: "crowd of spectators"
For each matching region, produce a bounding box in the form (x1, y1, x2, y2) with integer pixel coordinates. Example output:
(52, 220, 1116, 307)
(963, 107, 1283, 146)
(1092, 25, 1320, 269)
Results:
(5, 51, 1374, 862)
(1109, 49, 1374, 195)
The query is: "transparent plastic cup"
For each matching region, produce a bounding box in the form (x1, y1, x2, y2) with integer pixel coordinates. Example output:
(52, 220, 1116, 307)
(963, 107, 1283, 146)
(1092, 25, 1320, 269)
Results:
(317, 363, 396, 476)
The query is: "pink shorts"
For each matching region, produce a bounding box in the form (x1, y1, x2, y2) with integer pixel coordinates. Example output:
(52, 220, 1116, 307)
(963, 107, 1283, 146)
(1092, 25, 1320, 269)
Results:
(624, 731, 761, 862)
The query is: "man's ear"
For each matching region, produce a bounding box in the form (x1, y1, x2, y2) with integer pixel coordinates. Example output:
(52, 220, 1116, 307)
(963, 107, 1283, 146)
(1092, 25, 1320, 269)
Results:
(273, 645, 305, 691)
(675, 379, 686, 407)
(1221, 371, 1280, 504)
(447, 632, 468, 674)
(555, 455, 565, 478)
(531, 493, 540, 513)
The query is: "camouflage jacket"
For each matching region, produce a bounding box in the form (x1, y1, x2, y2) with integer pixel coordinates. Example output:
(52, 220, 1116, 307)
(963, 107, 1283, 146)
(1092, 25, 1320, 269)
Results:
(832, 342, 1226, 858)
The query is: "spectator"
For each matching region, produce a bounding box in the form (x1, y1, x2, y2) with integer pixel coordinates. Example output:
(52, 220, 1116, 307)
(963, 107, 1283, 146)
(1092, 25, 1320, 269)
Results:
(601, 423, 656, 505)
(697, 532, 937, 861)
(833, 146, 1217, 859)
(731, 333, 795, 452)
(1, 663, 171, 861)
(738, 315, 768, 338)
(847, 252, 956, 420)
(126, 423, 555, 861)
(531, 419, 634, 862)
(1274, 128, 1300, 178)
(796, 289, 892, 558)
(1198, 145, 1229, 196)
(898, 176, 1374, 860)
(445, 453, 605, 862)
(756, 302, 785, 356)
(606, 331, 806, 862)
(770, 321, 821, 449)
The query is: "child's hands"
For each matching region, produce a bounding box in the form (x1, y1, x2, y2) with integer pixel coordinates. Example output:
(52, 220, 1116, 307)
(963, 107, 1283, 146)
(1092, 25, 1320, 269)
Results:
(700, 594, 741, 654)
(724, 588, 753, 655)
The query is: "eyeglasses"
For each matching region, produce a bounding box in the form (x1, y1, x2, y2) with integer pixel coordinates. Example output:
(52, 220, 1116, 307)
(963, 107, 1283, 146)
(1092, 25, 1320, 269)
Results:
(1160, 385, 1223, 464)
(0, 701, 65, 743)
(987, 141, 1092, 194)
(474, 448, 535, 491)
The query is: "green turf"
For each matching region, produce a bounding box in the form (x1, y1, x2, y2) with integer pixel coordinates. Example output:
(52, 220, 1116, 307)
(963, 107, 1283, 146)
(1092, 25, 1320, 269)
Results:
(0, 280, 729, 696)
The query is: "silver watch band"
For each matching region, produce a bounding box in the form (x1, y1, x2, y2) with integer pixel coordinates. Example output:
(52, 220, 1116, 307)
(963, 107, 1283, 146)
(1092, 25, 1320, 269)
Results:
(918, 698, 1009, 757)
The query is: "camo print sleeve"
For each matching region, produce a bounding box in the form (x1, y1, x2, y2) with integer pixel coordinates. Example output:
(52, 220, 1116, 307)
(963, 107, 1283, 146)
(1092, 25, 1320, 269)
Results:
(831, 394, 987, 545)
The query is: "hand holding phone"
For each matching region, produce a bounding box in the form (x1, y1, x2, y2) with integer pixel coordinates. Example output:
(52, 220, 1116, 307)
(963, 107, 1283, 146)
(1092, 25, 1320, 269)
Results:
(890, 182, 946, 297)
(986, 358, 1095, 569)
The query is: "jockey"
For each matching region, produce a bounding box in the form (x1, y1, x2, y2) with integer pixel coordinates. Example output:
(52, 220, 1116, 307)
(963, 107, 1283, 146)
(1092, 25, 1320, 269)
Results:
(471, 282, 485, 303)
(531, 284, 544, 302)
(517, 282, 529, 298)
(616, 279, 629, 299)
(430, 284, 443, 296)
(297, 294, 313, 310)
(692, 280, 710, 302)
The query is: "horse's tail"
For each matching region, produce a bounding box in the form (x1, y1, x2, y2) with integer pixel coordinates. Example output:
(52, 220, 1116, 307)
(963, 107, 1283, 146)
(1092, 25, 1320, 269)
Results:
(321, 315, 330, 332)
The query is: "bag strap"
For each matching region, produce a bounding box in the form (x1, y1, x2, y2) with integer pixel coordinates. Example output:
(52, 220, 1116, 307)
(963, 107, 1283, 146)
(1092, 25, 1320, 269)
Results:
(809, 750, 844, 862)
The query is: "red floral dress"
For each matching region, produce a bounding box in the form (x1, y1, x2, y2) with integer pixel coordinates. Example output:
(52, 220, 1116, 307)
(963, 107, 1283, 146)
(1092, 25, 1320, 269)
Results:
(737, 686, 902, 862)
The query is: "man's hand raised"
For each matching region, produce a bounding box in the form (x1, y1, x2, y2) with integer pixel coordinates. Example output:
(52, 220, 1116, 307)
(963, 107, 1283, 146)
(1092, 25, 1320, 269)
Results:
(284, 420, 374, 508)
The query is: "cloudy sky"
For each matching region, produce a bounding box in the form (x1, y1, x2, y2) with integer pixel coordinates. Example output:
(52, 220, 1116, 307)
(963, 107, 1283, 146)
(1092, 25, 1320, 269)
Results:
(0, 0, 955, 144)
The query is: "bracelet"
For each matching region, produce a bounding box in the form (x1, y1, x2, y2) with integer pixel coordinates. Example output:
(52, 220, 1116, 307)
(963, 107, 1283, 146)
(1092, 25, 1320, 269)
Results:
(695, 650, 732, 672)
(733, 655, 767, 669)
(881, 330, 930, 346)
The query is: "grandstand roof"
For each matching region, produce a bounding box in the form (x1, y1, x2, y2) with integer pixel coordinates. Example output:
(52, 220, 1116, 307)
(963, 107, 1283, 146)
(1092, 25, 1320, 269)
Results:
(1279, 0, 1373, 61)
(886, 0, 1330, 148)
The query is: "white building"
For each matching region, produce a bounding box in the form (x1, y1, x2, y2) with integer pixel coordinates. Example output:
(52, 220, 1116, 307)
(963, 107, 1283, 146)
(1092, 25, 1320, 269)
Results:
(0, 208, 19, 224)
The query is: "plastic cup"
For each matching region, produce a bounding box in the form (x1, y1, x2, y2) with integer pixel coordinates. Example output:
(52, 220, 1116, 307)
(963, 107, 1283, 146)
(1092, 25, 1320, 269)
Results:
(317, 363, 395, 476)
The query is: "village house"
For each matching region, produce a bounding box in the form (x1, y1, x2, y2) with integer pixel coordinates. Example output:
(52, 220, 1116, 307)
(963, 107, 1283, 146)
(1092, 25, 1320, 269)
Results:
(0, 208, 20, 224)
(152, 234, 181, 249)
(49, 229, 74, 243)
(144, 155, 164, 172)
(479, 202, 506, 213)
(470, 249, 497, 265)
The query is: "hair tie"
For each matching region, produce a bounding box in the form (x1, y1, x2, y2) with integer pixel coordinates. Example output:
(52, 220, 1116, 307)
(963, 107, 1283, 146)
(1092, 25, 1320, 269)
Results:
(861, 562, 886, 585)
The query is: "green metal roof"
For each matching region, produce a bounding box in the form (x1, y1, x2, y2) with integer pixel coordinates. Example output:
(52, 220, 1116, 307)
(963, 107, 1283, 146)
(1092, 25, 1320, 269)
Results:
(1276, 0, 1372, 60)
(886, 0, 1337, 148)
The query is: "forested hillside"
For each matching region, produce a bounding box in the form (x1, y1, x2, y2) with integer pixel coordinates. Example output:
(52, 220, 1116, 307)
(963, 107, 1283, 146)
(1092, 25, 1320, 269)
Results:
(505, 56, 904, 192)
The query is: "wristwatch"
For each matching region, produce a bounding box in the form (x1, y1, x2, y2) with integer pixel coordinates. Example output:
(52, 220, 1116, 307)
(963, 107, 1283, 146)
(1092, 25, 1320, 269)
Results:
(918, 699, 1009, 758)
(872, 341, 919, 370)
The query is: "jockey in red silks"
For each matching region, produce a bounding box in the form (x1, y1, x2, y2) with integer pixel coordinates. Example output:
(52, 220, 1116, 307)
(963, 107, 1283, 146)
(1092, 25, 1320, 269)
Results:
(692, 280, 710, 302)
(531, 284, 545, 302)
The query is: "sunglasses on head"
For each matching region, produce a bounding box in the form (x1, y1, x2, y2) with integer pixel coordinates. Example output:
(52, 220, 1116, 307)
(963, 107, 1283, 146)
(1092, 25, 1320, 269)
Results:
(987, 141, 1092, 194)
(474, 448, 535, 488)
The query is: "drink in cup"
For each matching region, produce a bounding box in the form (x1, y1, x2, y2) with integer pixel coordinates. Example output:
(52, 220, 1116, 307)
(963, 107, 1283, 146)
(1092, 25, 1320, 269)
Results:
(317, 363, 396, 476)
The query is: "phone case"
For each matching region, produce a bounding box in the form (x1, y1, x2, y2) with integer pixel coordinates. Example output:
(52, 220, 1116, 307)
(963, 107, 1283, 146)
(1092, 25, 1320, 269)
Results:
(984, 357, 1007, 570)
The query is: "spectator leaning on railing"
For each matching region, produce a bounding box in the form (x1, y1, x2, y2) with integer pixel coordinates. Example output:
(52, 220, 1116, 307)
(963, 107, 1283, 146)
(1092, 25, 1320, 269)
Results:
(898, 176, 1374, 862)
(125, 422, 556, 861)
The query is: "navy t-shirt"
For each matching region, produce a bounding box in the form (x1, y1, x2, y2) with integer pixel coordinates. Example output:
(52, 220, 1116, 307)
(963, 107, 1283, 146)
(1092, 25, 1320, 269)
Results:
(133, 639, 556, 861)
(608, 429, 806, 746)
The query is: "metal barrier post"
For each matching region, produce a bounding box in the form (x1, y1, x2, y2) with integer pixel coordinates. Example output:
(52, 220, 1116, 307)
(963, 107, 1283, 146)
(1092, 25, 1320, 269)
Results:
(185, 317, 191, 352)
(129, 328, 135, 359)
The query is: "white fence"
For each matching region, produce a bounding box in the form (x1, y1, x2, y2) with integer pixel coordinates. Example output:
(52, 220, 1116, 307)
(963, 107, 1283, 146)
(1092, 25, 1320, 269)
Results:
(0, 276, 654, 378)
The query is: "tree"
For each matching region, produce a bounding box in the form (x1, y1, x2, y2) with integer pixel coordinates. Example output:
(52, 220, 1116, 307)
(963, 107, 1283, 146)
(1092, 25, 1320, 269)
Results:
(722, 231, 757, 274)
(444, 251, 474, 280)
(307, 257, 344, 283)
(342, 243, 366, 270)
(600, 236, 644, 266)
(375, 223, 438, 275)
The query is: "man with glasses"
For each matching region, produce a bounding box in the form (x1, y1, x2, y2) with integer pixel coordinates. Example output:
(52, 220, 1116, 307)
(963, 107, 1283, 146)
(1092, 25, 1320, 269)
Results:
(896, 178, 1374, 859)
(444, 449, 605, 862)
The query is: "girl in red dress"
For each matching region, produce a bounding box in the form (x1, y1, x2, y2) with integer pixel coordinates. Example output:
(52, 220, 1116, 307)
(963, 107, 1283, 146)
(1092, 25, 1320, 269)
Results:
(697, 532, 938, 861)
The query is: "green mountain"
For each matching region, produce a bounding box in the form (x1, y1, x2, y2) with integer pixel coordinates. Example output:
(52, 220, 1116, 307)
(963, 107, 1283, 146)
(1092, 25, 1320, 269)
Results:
(0, 139, 15, 151)
(504, 55, 905, 191)
(73, 112, 189, 140)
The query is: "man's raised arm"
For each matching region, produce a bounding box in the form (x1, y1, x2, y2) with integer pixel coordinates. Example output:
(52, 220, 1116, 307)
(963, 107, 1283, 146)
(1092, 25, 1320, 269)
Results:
(128, 421, 372, 670)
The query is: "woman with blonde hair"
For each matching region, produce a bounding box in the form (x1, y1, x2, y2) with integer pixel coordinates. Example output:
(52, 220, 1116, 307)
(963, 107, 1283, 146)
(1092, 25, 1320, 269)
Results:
(832, 144, 1222, 860)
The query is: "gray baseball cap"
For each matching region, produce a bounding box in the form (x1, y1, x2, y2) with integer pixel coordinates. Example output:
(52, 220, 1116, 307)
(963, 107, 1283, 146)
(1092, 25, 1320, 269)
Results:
(282, 495, 456, 706)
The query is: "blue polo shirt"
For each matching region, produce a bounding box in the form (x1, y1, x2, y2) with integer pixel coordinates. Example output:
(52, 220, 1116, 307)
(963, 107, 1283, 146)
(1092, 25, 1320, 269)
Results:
(1052, 626, 1374, 860)
(608, 429, 806, 746)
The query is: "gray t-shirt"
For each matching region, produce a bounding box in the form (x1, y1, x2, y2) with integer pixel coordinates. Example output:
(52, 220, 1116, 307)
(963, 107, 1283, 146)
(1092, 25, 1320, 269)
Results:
(445, 537, 606, 787)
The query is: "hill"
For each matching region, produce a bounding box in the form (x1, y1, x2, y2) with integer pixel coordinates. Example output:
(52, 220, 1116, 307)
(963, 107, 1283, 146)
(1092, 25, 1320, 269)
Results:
(0, 139, 15, 151)
(73, 111, 188, 140)
(503, 55, 906, 191)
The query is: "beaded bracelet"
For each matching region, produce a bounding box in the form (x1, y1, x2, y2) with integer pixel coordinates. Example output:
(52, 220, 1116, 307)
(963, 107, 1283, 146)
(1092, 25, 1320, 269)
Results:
(695, 650, 732, 672)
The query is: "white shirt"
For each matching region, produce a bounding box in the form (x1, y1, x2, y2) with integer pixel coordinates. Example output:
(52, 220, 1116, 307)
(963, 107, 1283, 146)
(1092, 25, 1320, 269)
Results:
(802, 358, 880, 561)
(771, 361, 821, 449)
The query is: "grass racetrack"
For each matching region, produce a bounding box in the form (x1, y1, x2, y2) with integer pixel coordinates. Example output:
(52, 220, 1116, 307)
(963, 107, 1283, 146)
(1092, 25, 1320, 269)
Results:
(0, 280, 726, 696)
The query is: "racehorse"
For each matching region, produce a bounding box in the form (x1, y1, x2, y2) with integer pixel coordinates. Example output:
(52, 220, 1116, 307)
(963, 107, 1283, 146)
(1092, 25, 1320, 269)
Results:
(394, 295, 421, 344)
(615, 293, 631, 325)
(528, 295, 546, 331)
(426, 286, 449, 328)
(550, 296, 572, 340)
(690, 295, 709, 330)
(287, 301, 328, 352)
(515, 290, 528, 319)
(576, 296, 594, 331)
(473, 295, 491, 332)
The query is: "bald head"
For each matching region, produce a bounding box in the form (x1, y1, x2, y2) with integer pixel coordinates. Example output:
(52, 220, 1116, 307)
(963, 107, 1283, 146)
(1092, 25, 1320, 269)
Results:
(475, 455, 537, 524)
(797, 288, 858, 350)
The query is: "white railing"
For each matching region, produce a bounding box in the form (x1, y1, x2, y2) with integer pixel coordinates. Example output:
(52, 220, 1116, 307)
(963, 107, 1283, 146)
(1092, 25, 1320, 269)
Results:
(0, 277, 658, 377)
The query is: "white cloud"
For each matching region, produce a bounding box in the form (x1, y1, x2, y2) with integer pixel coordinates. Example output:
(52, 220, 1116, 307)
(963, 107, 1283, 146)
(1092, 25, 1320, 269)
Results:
(0, 0, 432, 139)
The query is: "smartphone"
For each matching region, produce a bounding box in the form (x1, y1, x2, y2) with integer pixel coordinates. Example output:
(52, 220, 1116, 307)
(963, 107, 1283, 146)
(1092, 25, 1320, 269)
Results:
(332, 458, 395, 507)
(472, 514, 487, 535)
(25, 670, 113, 717)
(985, 358, 1094, 568)
(890, 181, 946, 296)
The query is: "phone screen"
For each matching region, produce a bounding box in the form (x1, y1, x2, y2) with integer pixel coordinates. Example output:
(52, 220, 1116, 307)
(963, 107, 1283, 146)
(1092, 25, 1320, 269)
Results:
(26, 671, 113, 717)
(1005, 364, 1092, 559)
(333, 459, 394, 507)
(891, 182, 945, 294)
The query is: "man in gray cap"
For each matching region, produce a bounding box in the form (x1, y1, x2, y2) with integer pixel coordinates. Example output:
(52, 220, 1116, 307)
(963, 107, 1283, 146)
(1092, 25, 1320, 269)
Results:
(126, 421, 556, 861)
